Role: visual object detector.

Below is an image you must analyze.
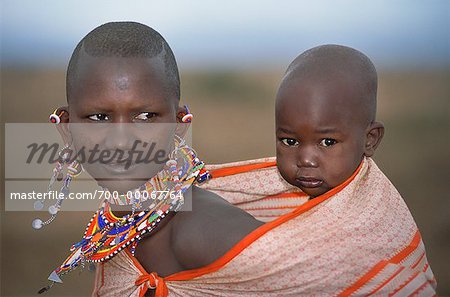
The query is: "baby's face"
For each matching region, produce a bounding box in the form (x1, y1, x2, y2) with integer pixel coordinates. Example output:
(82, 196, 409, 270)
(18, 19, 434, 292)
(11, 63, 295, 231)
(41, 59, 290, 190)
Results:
(67, 54, 178, 193)
(275, 77, 368, 197)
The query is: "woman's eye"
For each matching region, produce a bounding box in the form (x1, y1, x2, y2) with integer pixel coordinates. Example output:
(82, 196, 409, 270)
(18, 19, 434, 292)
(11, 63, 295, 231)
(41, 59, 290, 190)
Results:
(88, 114, 109, 121)
(281, 138, 299, 147)
(135, 112, 157, 121)
(319, 138, 337, 147)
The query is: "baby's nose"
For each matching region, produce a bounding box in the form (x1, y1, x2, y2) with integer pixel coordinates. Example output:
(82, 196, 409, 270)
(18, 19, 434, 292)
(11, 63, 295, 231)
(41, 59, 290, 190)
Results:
(296, 146, 319, 168)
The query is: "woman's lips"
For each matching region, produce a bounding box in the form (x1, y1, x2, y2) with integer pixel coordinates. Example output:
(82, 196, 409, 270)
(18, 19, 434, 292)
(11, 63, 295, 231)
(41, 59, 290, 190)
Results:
(295, 177, 324, 188)
(100, 160, 139, 175)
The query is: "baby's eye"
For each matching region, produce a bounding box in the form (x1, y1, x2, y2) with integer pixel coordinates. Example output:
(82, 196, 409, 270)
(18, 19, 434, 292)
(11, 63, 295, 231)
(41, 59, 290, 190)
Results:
(134, 112, 157, 122)
(88, 114, 109, 121)
(280, 138, 299, 147)
(319, 138, 337, 147)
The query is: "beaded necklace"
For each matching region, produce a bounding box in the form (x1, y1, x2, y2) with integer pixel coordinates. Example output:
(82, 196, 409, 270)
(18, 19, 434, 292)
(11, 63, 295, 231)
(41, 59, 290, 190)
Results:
(39, 144, 210, 292)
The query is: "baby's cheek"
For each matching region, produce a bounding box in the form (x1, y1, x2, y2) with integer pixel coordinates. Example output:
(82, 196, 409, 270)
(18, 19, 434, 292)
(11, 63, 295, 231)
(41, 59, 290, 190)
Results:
(328, 165, 352, 188)
(275, 156, 286, 175)
(276, 157, 295, 183)
(320, 159, 340, 185)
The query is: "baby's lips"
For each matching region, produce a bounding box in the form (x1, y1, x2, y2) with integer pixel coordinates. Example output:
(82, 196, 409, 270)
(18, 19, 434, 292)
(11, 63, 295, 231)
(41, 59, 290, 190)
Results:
(295, 176, 324, 188)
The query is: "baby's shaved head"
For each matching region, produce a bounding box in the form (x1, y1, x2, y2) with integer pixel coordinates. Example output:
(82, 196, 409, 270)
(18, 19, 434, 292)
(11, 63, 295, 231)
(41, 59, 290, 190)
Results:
(279, 44, 378, 123)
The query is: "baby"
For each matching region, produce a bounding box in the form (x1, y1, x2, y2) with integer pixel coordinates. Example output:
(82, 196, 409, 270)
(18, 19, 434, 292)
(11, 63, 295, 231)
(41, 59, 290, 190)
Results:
(275, 44, 383, 198)
(272, 44, 437, 295)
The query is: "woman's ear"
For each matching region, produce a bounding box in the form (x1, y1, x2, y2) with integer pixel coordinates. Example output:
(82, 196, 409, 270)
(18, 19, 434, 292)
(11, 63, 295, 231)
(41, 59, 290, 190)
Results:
(53, 106, 72, 145)
(175, 105, 191, 138)
(364, 121, 385, 157)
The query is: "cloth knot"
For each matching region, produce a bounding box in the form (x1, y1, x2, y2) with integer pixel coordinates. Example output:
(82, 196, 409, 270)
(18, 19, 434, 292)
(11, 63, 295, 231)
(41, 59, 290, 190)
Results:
(136, 272, 168, 297)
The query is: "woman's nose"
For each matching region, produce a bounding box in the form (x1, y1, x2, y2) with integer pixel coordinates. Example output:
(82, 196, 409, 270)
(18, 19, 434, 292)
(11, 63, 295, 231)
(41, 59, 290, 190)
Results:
(104, 123, 135, 151)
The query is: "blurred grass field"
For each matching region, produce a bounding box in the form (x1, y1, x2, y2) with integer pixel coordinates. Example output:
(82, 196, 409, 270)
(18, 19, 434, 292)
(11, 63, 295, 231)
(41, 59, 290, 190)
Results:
(1, 68, 449, 296)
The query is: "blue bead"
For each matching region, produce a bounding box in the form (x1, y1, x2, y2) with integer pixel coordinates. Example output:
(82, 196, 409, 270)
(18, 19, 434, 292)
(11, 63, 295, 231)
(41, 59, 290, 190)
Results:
(61, 187, 70, 197)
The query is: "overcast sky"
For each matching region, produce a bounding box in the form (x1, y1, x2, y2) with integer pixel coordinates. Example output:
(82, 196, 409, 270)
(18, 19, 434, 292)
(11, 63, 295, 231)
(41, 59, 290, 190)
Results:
(1, 0, 449, 69)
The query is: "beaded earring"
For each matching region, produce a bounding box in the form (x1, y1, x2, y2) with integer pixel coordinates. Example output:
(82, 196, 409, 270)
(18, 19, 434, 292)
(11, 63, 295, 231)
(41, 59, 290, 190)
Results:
(49, 109, 65, 124)
(32, 144, 83, 229)
(166, 135, 184, 205)
(179, 105, 193, 123)
(33, 109, 83, 229)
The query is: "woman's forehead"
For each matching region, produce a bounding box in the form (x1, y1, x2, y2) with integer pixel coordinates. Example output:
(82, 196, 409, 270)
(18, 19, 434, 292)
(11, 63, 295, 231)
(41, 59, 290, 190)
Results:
(73, 55, 166, 85)
(68, 56, 172, 107)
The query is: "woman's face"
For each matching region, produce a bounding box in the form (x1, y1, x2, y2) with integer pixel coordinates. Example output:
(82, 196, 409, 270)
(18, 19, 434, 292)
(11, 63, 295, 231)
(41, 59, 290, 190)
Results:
(66, 54, 179, 194)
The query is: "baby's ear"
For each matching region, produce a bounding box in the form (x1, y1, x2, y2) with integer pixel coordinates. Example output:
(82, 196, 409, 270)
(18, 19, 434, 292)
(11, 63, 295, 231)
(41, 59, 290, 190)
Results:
(54, 106, 72, 145)
(364, 121, 384, 157)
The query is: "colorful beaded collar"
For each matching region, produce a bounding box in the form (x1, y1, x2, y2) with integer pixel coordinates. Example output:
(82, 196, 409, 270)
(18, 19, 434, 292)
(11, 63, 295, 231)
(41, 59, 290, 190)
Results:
(39, 145, 210, 293)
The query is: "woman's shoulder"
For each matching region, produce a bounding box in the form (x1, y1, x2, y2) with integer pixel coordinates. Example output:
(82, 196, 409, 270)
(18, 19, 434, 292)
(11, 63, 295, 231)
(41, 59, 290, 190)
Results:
(171, 186, 263, 269)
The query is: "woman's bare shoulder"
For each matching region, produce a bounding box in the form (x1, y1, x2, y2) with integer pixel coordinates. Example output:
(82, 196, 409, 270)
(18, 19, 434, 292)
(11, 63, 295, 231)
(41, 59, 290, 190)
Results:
(171, 186, 264, 269)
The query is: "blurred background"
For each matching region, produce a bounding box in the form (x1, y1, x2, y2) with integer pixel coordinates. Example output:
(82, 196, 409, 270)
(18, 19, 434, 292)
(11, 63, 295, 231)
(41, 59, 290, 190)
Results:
(1, 0, 449, 295)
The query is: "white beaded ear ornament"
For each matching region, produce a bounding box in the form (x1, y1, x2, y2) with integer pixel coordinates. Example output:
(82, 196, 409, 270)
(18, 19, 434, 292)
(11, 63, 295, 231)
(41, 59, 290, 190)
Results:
(32, 110, 83, 230)
(32, 144, 83, 229)
(49, 108, 65, 124)
(168, 105, 193, 210)
(181, 105, 193, 123)
(165, 134, 201, 211)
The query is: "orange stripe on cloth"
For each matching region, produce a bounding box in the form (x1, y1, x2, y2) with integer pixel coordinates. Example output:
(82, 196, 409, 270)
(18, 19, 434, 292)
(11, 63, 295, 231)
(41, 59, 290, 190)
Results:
(368, 266, 405, 295)
(409, 280, 430, 296)
(338, 230, 422, 297)
(208, 161, 277, 178)
(390, 231, 422, 264)
(127, 160, 363, 297)
(388, 270, 421, 297)
(411, 252, 425, 269)
(135, 272, 168, 297)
